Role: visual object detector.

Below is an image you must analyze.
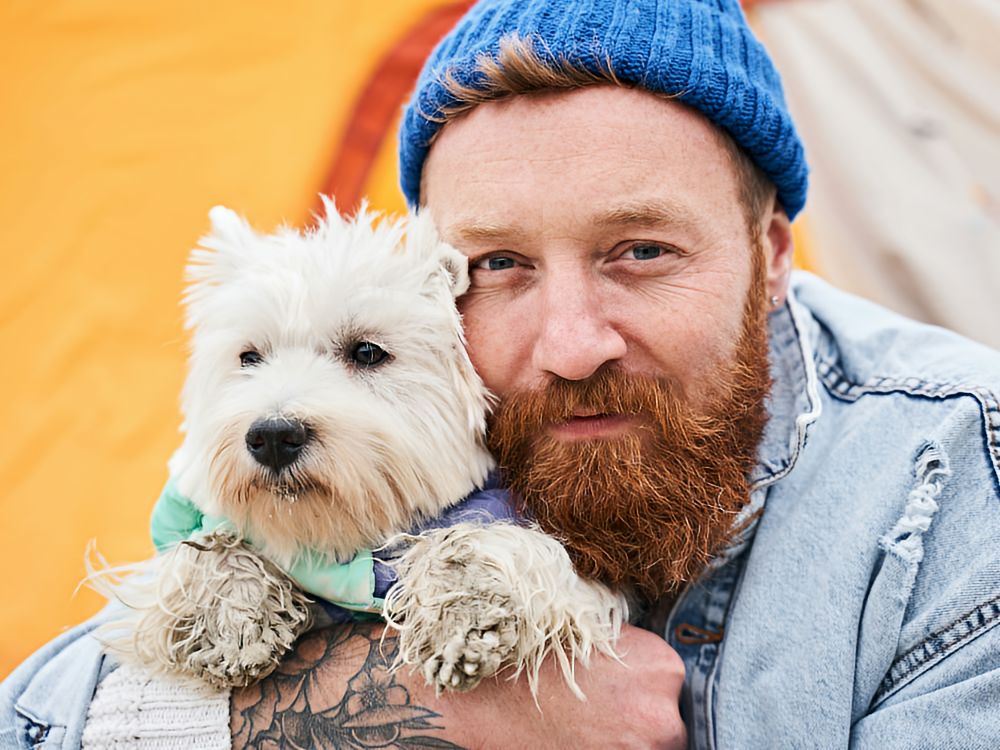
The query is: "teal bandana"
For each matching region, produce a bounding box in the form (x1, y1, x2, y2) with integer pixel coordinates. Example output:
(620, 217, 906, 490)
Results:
(149, 480, 383, 614)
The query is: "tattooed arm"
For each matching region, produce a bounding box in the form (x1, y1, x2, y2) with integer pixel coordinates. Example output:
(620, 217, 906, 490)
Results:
(230, 623, 686, 750)
(230, 622, 468, 750)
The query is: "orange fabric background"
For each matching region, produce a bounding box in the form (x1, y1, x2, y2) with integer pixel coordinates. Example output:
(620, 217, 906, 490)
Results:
(0, 0, 813, 678)
(0, 0, 465, 677)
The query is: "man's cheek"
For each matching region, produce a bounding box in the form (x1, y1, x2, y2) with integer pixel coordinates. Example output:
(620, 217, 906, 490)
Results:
(460, 311, 526, 395)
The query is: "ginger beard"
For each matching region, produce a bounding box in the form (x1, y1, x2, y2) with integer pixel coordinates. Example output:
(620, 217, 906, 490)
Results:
(487, 248, 772, 602)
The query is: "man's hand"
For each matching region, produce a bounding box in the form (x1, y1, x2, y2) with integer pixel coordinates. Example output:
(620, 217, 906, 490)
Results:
(231, 622, 686, 749)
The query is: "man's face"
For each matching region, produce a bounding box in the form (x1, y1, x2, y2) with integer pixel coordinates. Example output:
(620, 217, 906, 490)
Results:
(422, 86, 791, 597)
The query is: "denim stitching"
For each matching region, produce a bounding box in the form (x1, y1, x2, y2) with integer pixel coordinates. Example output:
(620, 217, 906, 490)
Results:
(872, 594, 1000, 707)
(814, 359, 1000, 497)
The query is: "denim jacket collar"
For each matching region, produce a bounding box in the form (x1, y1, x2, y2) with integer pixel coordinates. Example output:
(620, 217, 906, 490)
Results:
(753, 288, 824, 489)
(727, 288, 823, 549)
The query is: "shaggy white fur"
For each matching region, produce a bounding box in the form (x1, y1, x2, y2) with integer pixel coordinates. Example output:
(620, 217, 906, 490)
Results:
(175, 200, 492, 565)
(92, 200, 627, 697)
(89, 532, 312, 689)
(385, 522, 626, 699)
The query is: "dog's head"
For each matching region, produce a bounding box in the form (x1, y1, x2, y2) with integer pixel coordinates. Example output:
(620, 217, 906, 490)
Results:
(169, 199, 493, 565)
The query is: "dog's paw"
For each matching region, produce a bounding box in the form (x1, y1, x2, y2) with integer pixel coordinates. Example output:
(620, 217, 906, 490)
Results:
(384, 522, 628, 699)
(421, 603, 519, 692)
(385, 528, 526, 693)
(129, 530, 313, 688)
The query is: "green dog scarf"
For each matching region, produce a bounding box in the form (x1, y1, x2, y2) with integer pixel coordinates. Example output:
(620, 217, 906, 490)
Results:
(149, 480, 383, 613)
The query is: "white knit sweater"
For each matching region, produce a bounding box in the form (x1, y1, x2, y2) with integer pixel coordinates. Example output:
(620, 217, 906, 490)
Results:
(82, 662, 230, 750)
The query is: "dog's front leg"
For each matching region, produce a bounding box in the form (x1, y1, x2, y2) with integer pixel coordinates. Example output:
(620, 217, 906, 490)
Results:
(108, 529, 313, 688)
(384, 522, 627, 699)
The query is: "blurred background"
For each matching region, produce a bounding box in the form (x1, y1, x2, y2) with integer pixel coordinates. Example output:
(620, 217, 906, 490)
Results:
(2, 0, 998, 678)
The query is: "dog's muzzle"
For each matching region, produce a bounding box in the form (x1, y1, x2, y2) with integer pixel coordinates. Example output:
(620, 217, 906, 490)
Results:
(245, 418, 310, 472)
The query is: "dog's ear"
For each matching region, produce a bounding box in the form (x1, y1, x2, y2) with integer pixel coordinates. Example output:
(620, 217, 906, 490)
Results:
(438, 242, 470, 297)
(206, 206, 257, 249)
(183, 206, 261, 327)
(188, 206, 259, 278)
(407, 210, 470, 298)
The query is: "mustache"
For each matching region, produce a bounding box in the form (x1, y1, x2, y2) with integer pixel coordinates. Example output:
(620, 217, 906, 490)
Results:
(489, 368, 683, 432)
(487, 366, 738, 459)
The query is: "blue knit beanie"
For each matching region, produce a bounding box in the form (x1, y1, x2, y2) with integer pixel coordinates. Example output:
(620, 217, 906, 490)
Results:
(399, 0, 808, 220)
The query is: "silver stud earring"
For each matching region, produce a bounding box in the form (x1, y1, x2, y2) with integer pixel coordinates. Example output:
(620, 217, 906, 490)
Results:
(770, 295, 780, 308)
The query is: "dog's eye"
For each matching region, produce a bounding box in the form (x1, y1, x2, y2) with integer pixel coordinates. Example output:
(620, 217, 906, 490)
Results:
(240, 350, 264, 367)
(350, 341, 388, 368)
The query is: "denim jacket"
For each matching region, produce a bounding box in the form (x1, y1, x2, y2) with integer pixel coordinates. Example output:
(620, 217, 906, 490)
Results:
(662, 273, 1000, 749)
(0, 608, 117, 749)
(3, 272, 999, 749)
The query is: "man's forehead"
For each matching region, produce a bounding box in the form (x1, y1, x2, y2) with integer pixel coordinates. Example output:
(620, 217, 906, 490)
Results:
(422, 87, 743, 241)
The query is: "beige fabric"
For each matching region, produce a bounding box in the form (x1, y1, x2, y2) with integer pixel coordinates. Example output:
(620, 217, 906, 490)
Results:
(754, 0, 1000, 349)
(82, 662, 230, 750)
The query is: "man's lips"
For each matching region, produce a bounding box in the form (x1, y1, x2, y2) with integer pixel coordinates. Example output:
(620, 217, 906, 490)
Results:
(547, 412, 640, 440)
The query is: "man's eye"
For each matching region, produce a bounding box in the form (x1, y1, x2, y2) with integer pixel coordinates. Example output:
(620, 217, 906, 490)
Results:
(627, 244, 666, 261)
(350, 341, 389, 368)
(240, 350, 264, 367)
(475, 256, 517, 271)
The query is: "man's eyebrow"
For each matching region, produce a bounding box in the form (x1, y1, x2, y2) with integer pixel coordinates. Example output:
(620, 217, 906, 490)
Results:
(446, 200, 696, 244)
(447, 221, 524, 244)
(594, 200, 698, 229)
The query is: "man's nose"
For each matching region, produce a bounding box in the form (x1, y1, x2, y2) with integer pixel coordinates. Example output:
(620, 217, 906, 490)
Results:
(531, 275, 627, 381)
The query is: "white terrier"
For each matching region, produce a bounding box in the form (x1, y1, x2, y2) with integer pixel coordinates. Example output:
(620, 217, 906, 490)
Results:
(95, 201, 626, 698)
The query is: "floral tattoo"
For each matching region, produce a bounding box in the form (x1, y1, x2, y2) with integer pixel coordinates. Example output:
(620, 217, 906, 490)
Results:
(231, 623, 465, 749)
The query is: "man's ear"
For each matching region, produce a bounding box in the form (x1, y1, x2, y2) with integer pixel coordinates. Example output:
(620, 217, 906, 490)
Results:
(761, 197, 794, 307)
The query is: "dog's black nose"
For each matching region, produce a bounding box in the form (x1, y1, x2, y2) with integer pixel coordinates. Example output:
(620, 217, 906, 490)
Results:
(245, 418, 309, 472)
